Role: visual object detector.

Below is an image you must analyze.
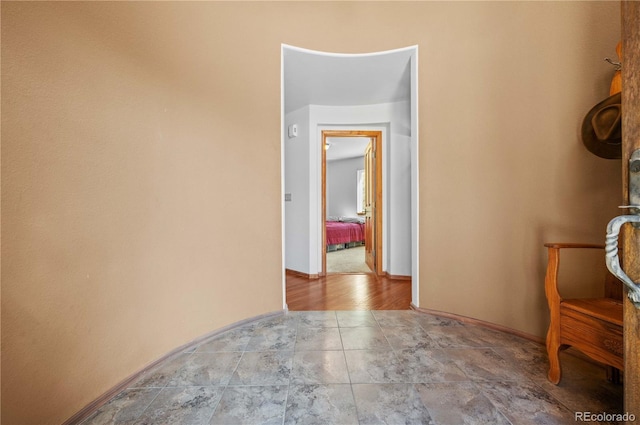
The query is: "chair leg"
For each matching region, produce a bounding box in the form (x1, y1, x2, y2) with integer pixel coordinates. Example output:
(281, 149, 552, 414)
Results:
(546, 327, 565, 384)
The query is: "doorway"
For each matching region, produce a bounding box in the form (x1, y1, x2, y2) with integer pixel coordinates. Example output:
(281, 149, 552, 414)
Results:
(281, 44, 419, 309)
(322, 130, 382, 277)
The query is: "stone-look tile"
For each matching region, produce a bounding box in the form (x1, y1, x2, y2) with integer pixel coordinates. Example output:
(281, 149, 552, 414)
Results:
(195, 327, 255, 353)
(285, 384, 358, 425)
(82, 388, 160, 425)
(345, 350, 408, 383)
(434, 348, 528, 381)
(340, 327, 391, 350)
(416, 382, 510, 425)
(295, 327, 343, 351)
(255, 314, 299, 330)
(336, 310, 379, 327)
(533, 349, 623, 389)
(245, 326, 297, 351)
(167, 352, 242, 387)
(493, 342, 549, 381)
(478, 380, 575, 425)
(414, 313, 463, 328)
(229, 351, 293, 386)
(381, 326, 437, 350)
(290, 350, 350, 384)
(82, 311, 624, 425)
(371, 310, 422, 327)
(532, 353, 623, 416)
(130, 353, 191, 388)
(209, 385, 287, 425)
(295, 311, 338, 328)
(352, 383, 434, 424)
(395, 348, 469, 383)
(135, 386, 223, 425)
(427, 325, 490, 348)
(467, 325, 528, 348)
(536, 378, 623, 421)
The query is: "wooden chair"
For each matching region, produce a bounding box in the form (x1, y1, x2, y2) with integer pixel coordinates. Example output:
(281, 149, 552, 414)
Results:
(544, 243, 623, 384)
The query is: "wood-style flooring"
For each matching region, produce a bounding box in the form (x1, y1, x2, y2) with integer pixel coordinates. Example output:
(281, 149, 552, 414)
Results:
(286, 272, 411, 311)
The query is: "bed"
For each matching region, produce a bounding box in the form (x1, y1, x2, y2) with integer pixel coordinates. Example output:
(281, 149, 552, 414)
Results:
(326, 217, 365, 252)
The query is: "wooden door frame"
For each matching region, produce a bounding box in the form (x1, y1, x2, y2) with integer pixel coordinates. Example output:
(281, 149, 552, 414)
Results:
(321, 130, 383, 276)
(621, 2, 640, 416)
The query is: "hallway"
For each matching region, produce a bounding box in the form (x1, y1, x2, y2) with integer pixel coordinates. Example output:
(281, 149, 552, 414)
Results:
(286, 273, 411, 310)
(81, 310, 622, 424)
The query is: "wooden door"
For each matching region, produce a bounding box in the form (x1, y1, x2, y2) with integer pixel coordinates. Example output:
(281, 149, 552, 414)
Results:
(364, 140, 375, 272)
(621, 2, 640, 417)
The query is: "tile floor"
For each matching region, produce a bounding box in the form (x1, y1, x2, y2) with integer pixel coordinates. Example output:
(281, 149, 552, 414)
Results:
(82, 310, 623, 425)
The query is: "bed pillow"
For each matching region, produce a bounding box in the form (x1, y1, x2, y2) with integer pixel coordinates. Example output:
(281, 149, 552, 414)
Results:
(340, 216, 365, 224)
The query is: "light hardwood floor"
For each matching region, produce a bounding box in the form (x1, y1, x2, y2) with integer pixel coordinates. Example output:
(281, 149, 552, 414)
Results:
(286, 272, 411, 311)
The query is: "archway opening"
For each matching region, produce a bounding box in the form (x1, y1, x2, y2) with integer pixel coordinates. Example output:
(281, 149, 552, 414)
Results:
(281, 44, 419, 309)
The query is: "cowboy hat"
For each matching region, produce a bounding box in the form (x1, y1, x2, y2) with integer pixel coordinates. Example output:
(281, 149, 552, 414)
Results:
(581, 92, 622, 159)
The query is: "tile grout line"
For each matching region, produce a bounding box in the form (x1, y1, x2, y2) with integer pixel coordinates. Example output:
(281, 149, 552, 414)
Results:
(135, 349, 201, 421)
(527, 375, 582, 418)
(337, 311, 362, 424)
(205, 333, 250, 424)
(131, 386, 165, 423)
(280, 311, 300, 425)
(472, 380, 515, 425)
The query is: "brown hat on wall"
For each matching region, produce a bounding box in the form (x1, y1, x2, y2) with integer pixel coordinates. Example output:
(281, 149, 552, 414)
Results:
(581, 92, 622, 159)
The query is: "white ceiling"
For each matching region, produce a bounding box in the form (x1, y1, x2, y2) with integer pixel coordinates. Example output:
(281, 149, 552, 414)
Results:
(325, 137, 370, 162)
(283, 45, 413, 115)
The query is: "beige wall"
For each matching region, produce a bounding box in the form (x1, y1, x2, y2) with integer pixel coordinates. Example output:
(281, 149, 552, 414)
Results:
(417, 2, 621, 335)
(2, 2, 621, 424)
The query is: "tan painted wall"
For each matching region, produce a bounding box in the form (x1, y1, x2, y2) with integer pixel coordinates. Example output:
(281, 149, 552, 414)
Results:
(2, 2, 621, 424)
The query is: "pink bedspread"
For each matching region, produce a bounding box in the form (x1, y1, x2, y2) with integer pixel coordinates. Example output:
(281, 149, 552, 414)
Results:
(326, 221, 365, 245)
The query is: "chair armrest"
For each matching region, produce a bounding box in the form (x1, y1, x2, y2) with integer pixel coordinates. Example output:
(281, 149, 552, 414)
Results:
(544, 243, 623, 301)
(544, 243, 605, 308)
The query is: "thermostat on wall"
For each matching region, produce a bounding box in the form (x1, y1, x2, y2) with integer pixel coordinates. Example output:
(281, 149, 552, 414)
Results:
(288, 124, 298, 138)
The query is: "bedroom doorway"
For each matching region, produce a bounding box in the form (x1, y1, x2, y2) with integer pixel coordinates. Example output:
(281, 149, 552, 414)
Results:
(321, 130, 382, 277)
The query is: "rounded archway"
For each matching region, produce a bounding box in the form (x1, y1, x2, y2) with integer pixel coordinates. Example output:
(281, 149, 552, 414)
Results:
(281, 44, 419, 307)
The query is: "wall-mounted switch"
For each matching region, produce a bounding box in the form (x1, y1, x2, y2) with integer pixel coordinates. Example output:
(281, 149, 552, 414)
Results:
(288, 124, 298, 138)
(285, 193, 292, 202)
